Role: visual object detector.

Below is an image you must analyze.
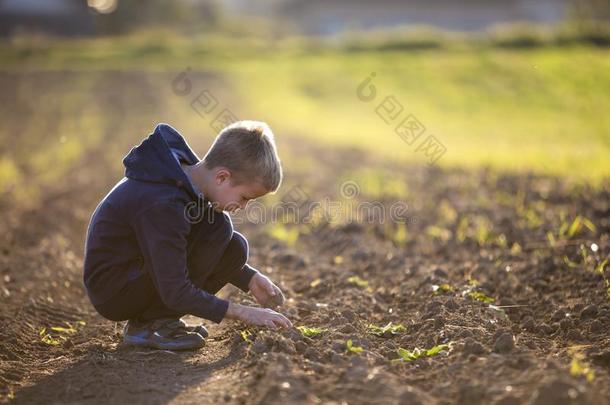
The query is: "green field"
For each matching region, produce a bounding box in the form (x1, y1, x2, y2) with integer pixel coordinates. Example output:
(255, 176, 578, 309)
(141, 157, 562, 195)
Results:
(1, 32, 609, 191)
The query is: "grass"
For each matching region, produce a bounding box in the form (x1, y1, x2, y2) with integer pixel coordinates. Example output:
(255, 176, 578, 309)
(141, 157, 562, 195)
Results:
(0, 30, 609, 200)
(224, 46, 610, 182)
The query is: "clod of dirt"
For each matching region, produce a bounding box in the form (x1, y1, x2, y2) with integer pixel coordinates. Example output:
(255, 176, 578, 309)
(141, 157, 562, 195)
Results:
(303, 347, 319, 361)
(559, 318, 572, 331)
(433, 268, 448, 279)
(538, 323, 556, 335)
(343, 356, 369, 380)
(445, 298, 459, 310)
(294, 341, 307, 354)
(528, 378, 593, 405)
(551, 309, 566, 322)
(580, 305, 598, 320)
(566, 330, 582, 341)
(284, 328, 302, 342)
(493, 394, 521, 405)
(271, 251, 307, 268)
(457, 329, 474, 339)
(521, 316, 536, 332)
(398, 384, 438, 405)
(493, 333, 515, 353)
(463, 337, 486, 355)
(589, 320, 603, 334)
(251, 337, 271, 354)
(591, 349, 610, 368)
(341, 309, 356, 322)
(331, 339, 345, 353)
(339, 324, 357, 334)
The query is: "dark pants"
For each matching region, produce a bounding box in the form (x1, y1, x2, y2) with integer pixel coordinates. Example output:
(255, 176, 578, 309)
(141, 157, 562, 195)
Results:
(94, 211, 248, 322)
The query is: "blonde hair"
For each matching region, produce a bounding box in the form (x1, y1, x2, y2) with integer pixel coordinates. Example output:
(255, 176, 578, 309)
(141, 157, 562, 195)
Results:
(203, 120, 282, 192)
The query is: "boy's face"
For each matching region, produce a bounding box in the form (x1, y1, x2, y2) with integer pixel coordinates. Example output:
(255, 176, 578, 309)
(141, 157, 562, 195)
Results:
(208, 170, 268, 213)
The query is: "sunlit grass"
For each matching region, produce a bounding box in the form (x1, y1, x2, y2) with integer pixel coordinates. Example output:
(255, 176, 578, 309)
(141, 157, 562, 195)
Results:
(222, 47, 610, 182)
(1, 32, 609, 195)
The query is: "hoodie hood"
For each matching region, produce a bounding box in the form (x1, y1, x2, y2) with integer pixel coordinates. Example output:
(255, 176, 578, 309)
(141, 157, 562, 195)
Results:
(123, 123, 201, 199)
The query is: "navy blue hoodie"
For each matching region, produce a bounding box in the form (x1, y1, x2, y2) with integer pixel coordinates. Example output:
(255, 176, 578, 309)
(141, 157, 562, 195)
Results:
(83, 123, 248, 323)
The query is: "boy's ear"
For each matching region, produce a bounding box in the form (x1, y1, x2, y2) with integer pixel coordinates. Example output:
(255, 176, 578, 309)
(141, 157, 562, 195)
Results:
(215, 168, 231, 184)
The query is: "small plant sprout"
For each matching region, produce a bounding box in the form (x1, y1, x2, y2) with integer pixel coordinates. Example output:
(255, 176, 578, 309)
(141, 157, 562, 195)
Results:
(367, 322, 406, 337)
(240, 329, 254, 342)
(432, 284, 454, 295)
(468, 291, 495, 304)
(347, 276, 369, 288)
(297, 326, 326, 338)
(425, 225, 452, 242)
(556, 214, 596, 241)
(39, 320, 86, 346)
(393, 344, 451, 363)
(266, 223, 299, 247)
(309, 278, 322, 288)
(595, 257, 608, 274)
(345, 339, 364, 354)
(569, 349, 594, 382)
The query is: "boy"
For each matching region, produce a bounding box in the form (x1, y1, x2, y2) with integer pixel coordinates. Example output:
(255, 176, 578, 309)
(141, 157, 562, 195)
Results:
(83, 122, 292, 351)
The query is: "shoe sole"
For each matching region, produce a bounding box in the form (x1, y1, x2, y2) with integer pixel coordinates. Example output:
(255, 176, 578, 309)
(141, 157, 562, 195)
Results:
(123, 335, 205, 351)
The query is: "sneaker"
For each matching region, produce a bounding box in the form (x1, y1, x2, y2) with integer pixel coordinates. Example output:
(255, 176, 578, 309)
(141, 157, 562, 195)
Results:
(123, 318, 205, 350)
(178, 319, 209, 339)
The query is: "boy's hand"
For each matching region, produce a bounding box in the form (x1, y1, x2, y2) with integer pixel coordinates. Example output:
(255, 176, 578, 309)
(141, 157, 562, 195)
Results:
(248, 273, 285, 308)
(225, 303, 292, 329)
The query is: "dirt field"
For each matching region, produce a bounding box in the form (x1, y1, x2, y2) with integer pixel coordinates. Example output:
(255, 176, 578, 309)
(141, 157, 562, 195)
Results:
(0, 71, 609, 404)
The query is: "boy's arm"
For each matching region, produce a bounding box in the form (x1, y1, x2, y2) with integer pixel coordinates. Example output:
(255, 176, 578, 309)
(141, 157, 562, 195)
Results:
(229, 263, 258, 292)
(131, 202, 229, 323)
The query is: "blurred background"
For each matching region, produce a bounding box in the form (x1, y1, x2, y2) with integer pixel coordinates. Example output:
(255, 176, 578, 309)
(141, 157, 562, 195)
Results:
(0, 0, 609, 209)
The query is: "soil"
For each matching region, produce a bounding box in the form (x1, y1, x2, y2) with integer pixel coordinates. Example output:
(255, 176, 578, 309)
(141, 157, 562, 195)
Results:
(1, 72, 609, 405)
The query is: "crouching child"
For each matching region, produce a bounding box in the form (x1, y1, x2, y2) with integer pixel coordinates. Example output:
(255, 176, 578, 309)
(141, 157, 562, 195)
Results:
(83, 121, 292, 350)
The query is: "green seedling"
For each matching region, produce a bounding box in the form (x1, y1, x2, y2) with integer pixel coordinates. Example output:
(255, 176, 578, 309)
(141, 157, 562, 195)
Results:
(557, 214, 596, 240)
(240, 330, 253, 342)
(510, 242, 522, 254)
(297, 326, 326, 338)
(594, 257, 608, 274)
(432, 284, 454, 295)
(39, 321, 86, 346)
(468, 291, 495, 304)
(426, 225, 452, 242)
(456, 217, 469, 242)
(309, 278, 322, 288)
(466, 276, 479, 287)
(570, 349, 594, 382)
(474, 216, 493, 246)
(345, 339, 364, 354)
(389, 223, 408, 245)
(393, 344, 450, 363)
(266, 223, 299, 246)
(562, 244, 596, 270)
(563, 255, 581, 269)
(367, 322, 406, 337)
(347, 276, 369, 288)
(39, 327, 66, 346)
